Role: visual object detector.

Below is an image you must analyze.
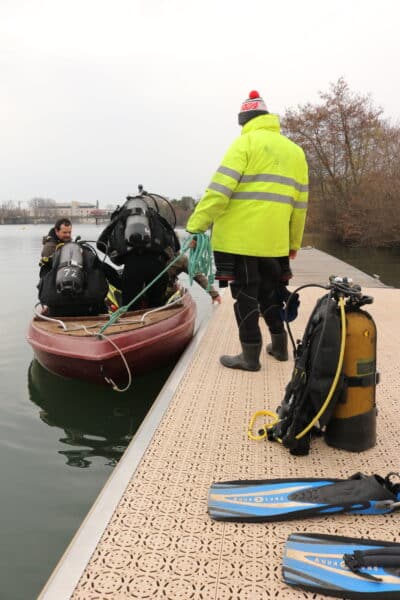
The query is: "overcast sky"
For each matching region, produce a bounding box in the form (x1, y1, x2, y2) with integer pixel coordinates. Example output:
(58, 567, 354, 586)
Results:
(1, 0, 399, 206)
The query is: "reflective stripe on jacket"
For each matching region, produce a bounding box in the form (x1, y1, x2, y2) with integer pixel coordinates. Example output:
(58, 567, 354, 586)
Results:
(186, 114, 308, 257)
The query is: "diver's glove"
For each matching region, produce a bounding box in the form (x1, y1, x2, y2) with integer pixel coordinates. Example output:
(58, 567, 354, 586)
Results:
(279, 286, 300, 322)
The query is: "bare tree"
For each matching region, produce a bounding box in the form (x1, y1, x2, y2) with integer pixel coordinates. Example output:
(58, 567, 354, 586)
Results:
(29, 197, 57, 218)
(282, 78, 400, 246)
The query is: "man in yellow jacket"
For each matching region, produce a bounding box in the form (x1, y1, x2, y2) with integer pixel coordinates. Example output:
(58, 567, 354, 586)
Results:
(186, 90, 308, 371)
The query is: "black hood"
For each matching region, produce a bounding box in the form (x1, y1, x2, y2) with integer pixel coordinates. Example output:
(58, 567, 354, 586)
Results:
(42, 227, 59, 244)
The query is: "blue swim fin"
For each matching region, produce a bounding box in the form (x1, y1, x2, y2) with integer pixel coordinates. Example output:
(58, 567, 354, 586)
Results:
(283, 532, 400, 599)
(208, 472, 400, 522)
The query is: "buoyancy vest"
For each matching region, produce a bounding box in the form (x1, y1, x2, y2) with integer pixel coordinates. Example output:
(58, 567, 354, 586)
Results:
(267, 284, 378, 455)
(39, 242, 109, 309)
(269, 294, 343, 455)
(97, 195, 180, 265)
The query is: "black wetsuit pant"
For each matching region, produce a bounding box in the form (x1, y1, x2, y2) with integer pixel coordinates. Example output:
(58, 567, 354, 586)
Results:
(230, 255, 284, 344)
(121, 253, 168, 309)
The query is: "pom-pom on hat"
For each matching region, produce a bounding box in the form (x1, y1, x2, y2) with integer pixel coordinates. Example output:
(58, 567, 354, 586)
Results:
(238, 90, 268, 126)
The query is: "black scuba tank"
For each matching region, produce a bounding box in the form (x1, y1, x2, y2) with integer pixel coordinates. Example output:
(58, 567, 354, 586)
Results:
(39, 242, 109, 317)
(124, 196, 152, 251)
(97, 189, 180, 264)
(55, 242, 85, 296)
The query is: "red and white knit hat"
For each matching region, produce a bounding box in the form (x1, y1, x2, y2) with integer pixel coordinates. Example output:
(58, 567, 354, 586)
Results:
(238, 90, 268, 126)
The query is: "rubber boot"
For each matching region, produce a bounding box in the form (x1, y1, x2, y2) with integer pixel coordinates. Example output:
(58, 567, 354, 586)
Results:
(266, 331, 288, 361)
(220, 342, 262, 371)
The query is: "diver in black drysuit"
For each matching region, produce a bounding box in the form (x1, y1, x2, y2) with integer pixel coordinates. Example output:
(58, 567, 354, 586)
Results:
(229, 255, 296, 362)
(230, 256, 282, 341)
(97, 198, 180, 310)
(120, 253, 169, 309)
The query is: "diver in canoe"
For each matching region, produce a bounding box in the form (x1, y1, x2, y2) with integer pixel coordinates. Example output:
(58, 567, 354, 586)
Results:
(38, 218, 121, 317)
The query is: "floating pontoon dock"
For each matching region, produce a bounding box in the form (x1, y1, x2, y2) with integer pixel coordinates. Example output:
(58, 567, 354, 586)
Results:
(39, 248, 399, 600)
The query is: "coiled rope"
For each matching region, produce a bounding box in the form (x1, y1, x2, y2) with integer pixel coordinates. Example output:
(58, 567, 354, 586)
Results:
(186, 232, 214, 290)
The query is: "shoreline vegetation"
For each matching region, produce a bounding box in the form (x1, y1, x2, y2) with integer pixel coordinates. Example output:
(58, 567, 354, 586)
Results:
(2, 80, 399, 249)
(282, 78, 400, 249)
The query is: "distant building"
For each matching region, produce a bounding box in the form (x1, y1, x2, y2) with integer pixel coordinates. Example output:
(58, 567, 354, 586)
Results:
(27, 201, 97, 218)
(89, 208, 109, 217)
(71, 201, 97, 217)
(54, 201, 97, 217)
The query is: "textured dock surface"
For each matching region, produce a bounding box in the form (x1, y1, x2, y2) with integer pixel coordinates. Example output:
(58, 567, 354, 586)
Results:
(291, 246, 388, 287)
(40, 249, 397, 600)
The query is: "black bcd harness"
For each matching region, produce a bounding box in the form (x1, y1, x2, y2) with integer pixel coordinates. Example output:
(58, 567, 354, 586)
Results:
(267, 280, 378, 456)
(39, 241, 109, 310)
(97, 193, 180, 265)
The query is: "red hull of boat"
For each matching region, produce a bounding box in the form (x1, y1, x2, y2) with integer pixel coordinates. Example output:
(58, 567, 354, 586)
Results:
(27, 293, 196, 386)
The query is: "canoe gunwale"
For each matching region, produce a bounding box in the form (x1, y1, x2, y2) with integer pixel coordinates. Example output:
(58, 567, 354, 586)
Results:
(26, 291, 197, 382)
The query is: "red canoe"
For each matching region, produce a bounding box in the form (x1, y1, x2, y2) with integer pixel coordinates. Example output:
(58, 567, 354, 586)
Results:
(27, 291, 196, 388)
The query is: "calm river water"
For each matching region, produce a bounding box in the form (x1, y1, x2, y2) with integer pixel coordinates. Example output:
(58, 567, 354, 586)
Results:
(0, 224, 399, 600)
(0, 224, 212, 600)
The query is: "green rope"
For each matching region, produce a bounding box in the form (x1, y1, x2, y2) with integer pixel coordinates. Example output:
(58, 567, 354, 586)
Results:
(99, 233, 213, 335)
(187, 233, 214, 290)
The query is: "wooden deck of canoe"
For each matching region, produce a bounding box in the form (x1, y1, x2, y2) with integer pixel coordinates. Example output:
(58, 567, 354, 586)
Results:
(32, 304, 189, 336)
(38, 248, 400, 600)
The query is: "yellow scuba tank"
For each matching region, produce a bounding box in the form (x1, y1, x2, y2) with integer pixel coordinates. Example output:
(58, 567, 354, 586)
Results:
(325, 307, 378, 452)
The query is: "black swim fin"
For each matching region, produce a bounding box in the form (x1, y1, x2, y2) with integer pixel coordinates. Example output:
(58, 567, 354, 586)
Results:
(283, 532, 400, 599)
(208, 472, 400, 521)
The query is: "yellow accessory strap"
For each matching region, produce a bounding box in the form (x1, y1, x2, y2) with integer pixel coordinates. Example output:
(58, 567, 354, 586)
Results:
(248, 410, 280, 441)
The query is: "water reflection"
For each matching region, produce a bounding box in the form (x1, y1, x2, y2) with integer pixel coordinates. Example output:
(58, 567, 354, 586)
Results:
(28, 360, 174, 468)
(304, 233, 400, 288)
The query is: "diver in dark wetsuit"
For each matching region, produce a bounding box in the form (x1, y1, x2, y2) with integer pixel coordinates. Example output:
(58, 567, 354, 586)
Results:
(97, 191, 180, 310)
(38, 219, 121, 317)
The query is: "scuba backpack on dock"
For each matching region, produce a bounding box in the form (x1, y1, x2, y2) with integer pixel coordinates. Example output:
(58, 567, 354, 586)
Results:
(263, 277, 379, 456)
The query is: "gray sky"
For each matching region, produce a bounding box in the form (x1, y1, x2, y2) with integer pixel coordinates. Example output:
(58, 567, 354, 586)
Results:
(1, 0, 399, 206)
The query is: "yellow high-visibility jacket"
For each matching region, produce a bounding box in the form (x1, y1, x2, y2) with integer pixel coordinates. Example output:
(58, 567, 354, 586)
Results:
(186, 114, 308, 257)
